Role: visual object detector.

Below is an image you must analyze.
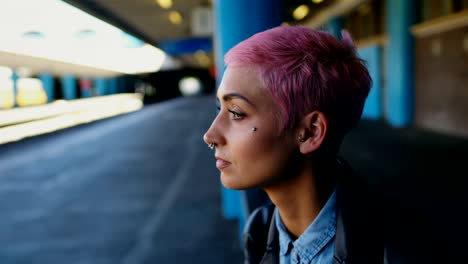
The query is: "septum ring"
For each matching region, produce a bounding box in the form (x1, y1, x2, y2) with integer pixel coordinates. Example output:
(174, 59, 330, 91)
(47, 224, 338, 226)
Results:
(208, 143, 215, 150)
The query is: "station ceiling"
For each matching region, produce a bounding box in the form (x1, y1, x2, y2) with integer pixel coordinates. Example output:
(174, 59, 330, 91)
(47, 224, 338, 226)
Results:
(63, 0, 363, 69)
(63, 0, 209, 46)
(0, 0, 366, 77)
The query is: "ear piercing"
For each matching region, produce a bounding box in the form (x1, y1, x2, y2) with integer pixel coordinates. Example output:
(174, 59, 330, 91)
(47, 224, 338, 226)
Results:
(298, 135, 306, 142)
(252, 127, 257, 132)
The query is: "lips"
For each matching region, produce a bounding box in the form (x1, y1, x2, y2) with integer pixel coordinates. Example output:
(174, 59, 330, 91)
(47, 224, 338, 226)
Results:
(215, 157, 231, 170)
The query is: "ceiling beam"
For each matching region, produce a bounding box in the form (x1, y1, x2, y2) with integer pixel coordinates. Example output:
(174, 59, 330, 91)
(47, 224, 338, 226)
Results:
(304, 0, 369, 29)
(62, 0, 158, 46)
(0, 50, 118, 77)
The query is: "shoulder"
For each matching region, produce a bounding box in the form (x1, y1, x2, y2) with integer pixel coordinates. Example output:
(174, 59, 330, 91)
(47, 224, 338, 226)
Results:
(243, 204, 275, 248)
(335, 157, 385, 263)
(243, 204, 275, 264)
(336, 156, 381, 212)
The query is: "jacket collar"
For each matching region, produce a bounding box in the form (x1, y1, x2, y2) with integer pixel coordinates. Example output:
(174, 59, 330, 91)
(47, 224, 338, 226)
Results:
(258, 157, 383, 264)
(261, 158, 350, 264)
(259, 212, 279, 264)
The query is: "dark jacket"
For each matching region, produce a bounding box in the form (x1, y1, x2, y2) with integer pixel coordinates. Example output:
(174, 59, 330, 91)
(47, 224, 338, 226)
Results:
(243, 158, 384, 264)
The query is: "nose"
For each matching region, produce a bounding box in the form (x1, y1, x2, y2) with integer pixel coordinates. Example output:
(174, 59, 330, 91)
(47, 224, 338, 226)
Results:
(203, 130, 212, 145)
(203, 118, 217, 146)
(203, 115, 223, 147)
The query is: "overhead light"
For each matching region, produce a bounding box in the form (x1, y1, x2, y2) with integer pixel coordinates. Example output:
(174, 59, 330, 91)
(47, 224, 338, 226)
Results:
(75, 29, 96, 39)
(0, 0, 168, 74)
(22, 31, 46, 39)
(169, 11, 183, 25)
(156, 0, 173, 9)
(312, 0, 324, 3)
(293, 5, 310, 21)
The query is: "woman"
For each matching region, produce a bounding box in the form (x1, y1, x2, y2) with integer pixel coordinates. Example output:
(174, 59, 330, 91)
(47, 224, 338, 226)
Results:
(203, 26, 383, 264)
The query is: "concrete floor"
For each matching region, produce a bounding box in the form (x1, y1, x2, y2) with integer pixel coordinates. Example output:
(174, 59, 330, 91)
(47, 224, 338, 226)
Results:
(0, 96, 242, 264)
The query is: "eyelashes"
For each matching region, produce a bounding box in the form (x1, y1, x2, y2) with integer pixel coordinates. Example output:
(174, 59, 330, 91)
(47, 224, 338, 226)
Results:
(216, 105, 245, 120)
(228, 110, 245, 120)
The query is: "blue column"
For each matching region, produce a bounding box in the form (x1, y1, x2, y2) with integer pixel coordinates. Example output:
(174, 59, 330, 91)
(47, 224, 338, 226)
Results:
(114, 77, 122, 94)
(386, 0, 416, 127)
(39, 73, 54, 102)
(213, 0, 283, 229)
(326, 17, 344, 39)
(94, 78, 107, 96)
(12, 71, 18, 107)
(359, 45, 382, 119)
(108, 78, 118, 94)
(214, 0, 283, 87)
(62, 75, 77, 100)
(121, 76, 130, 93)
(79, 78, 93, 98)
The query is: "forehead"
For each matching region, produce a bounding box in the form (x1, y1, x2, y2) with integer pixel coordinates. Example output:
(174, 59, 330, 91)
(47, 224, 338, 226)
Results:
(218, 67, 282, 120)
(217, 67, 265, 99)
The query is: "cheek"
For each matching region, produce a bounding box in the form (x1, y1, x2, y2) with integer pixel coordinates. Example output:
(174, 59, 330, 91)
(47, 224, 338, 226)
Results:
(231, 130, 277, 162)
(229, 131, 292, 183)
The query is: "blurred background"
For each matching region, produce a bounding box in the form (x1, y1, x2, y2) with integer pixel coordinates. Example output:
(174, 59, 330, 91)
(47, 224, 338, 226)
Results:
(0, 0, 467, 263)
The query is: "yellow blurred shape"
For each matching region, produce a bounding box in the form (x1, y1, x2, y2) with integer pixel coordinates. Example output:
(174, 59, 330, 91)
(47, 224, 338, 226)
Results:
(293, 5, 310, 21)
(312, 0, 323, 3)
(0, 94, 143, 145)
(156, 0, 173, 9)
(194, 50, 211, 67)
(169, 11, 183, 25)
(0, 79, 14, 109)
(358, 3, 371, 15)
(16, 78, 47, 107)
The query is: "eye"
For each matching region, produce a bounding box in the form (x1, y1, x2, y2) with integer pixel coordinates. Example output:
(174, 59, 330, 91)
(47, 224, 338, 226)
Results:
(228, 110, 245, 120)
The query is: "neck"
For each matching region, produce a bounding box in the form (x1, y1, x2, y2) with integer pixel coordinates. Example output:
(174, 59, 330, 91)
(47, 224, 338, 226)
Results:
(264, 156, 336, 239)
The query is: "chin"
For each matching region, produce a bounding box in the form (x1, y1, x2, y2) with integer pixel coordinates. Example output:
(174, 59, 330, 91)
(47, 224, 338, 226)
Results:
(220, 173, 252, 190)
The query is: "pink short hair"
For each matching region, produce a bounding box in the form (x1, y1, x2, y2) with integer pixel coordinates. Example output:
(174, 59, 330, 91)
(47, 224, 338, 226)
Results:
(225, 26, 371, 136)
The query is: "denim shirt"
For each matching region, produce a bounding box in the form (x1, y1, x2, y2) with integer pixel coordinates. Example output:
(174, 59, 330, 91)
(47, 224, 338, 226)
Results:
(274, 191, 337, 264)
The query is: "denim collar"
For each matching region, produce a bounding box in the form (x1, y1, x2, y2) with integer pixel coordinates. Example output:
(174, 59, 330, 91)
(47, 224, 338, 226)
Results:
(274, 190, 337, 261)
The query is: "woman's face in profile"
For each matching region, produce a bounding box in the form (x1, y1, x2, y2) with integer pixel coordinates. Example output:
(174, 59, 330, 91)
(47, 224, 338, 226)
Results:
(204, 67, 297, 190)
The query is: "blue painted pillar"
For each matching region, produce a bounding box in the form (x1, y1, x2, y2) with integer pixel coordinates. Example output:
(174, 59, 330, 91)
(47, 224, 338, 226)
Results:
(327, 16, 344, 39)
(79, 78, 93, 98)
(108, 78, 118, 94)
(39, 73, 54, 102)
(214, 0, 283, 87)
(62, 75, 77, 100)
(359, 45, 382, 119)
(115, 77, 122, 94)
(12, 71, 18, 107)
(213, 0, 283, 228)
(94, 78, 107, 96)
(386, 0, 416, 127)
(116, 76, 127, 93)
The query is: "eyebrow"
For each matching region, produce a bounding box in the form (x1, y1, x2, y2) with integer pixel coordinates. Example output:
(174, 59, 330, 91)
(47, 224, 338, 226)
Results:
(220, 93, 255, 107)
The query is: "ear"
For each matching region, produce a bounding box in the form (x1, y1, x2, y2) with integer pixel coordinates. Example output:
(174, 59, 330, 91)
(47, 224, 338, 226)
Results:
(298, 111, 329, 154)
